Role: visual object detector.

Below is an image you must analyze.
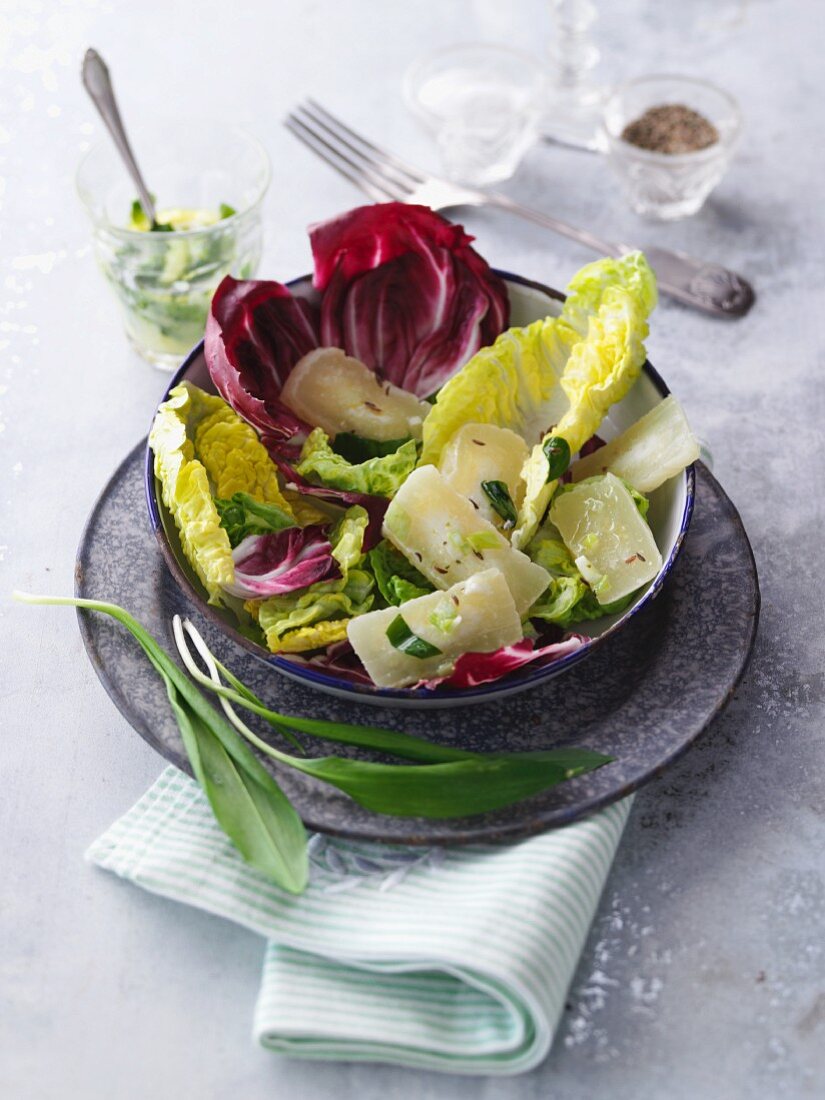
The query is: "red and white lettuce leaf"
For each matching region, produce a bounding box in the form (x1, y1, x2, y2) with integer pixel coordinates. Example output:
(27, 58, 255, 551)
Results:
(223, 525, 340, 599)
(205, 276, 320, 444)
(272, 456, 389, 552)
(292, 640, 376, 687)
(421, 634, 587, 690)
(309, 203, 509, 397)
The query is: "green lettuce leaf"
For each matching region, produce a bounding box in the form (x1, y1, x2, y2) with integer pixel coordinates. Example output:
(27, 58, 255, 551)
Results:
(149, 382, 296, 606)
(527, 537, 588, 627)
(214, 492, 297, 548)
(419, 252, 657, 550)
(526, 536, 633, 627)
(332, 432, 413, 463)
(255, 570, 374, 653)
(625, 481, 649, 520)
(330, 506, 369, 573)
(513, 253, 657, 548)
(297, 428, 418, 497)
(368, 539, 435, 607)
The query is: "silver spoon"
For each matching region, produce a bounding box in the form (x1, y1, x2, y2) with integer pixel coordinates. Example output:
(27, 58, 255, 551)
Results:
(81, 47, 158, 226)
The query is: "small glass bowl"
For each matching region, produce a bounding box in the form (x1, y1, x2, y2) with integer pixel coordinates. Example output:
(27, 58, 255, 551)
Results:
(76, 121, 270, 370)
(601, 75, 741, 221)
(403, 44, 544, 186)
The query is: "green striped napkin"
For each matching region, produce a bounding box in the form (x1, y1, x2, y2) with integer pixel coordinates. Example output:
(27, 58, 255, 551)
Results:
(88, 766, 632, 1075)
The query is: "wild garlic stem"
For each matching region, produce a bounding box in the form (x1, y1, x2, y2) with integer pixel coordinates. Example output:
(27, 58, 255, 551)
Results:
(172, 616, 298, 764)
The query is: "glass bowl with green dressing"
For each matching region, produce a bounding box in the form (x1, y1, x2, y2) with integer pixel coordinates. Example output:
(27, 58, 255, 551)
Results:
(76, 122, 270, 370)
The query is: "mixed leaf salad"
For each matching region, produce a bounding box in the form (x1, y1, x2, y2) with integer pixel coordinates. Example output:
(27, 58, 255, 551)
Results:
(150, 203, 699, 692)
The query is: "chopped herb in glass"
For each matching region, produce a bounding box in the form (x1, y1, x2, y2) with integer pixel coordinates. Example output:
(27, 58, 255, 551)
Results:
(76, 122, 270, 370)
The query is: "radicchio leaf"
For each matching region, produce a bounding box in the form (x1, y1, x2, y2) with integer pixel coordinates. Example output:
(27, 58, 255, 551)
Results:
(578, 434, 607, 460)
(291, 640, 376, 687)
(561, 435, 607, 484)
(309, 203, 509, 396)
(421, 635, 586, 690)
(204, 206, 508, 454)
(223, 525, 340, 599)
(272, 456, 388, 551)
(205, 276, 320, 445)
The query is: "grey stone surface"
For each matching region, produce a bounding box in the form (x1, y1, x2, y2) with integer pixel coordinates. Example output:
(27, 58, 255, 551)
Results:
(1, 1, 823, 1097)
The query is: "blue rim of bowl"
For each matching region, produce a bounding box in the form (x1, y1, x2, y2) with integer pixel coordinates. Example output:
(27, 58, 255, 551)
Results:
(144, 270, 696, 702)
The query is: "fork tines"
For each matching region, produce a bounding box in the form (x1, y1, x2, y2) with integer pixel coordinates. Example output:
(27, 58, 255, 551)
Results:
(284, 99, 423, 204)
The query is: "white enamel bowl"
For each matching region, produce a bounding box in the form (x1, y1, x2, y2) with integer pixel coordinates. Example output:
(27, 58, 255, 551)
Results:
(145, 272, 694, 707)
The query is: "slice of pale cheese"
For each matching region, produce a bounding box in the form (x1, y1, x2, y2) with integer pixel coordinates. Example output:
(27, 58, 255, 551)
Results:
(281, 347, 430, 441)
(438, 422, 529, 529)
(347, 568, 521, 688)
(570, 395, 699, 493)
(550, 472, 661, 606)
(383, 465, 550, 616)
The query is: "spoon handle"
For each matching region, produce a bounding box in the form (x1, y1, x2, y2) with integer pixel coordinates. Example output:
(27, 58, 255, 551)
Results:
(81, 48, 157, 225)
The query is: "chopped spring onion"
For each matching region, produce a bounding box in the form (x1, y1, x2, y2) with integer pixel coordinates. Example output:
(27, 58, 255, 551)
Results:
(385, 614, 443, 659)
(543, 436, 571, 482)
(465, 530, 502, 553)
(481, 479, 518, 528)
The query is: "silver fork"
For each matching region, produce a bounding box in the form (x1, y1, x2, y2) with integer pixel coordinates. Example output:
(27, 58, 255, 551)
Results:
(285, 99, 754, 319)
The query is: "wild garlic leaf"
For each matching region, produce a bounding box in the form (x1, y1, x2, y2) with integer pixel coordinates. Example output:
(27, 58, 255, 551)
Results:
(17, 594, 308, 894)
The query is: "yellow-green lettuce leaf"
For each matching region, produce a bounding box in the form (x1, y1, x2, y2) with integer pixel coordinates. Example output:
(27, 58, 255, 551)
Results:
(330, 506, 369, 573)
(149, 381, 294, 606)
(562, 251, 658, 338)
(512, 253, 657, 549)
(149, 384, 234, 605)
(254, 569, 374, 653)
(274, 620, 352, 653)
(419, 318, 578, 467)
(194, 402, 293, 512)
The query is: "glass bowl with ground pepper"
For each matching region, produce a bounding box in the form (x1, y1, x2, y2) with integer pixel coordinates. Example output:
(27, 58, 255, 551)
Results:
(601, 75, 741, 220)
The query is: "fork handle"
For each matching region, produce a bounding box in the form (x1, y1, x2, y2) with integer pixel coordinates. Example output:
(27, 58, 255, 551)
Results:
(485, 191, 755, 319)
(487, 191, 623, 259)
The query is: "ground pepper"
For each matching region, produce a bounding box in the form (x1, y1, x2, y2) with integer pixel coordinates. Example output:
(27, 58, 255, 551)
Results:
(621, 103, 719, 154)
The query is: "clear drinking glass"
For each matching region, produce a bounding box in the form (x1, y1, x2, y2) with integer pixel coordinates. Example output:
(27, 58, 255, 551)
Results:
(403, 45, 544, 186)
(76, 121, 270, 370)
(601, 75, 741, 221)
